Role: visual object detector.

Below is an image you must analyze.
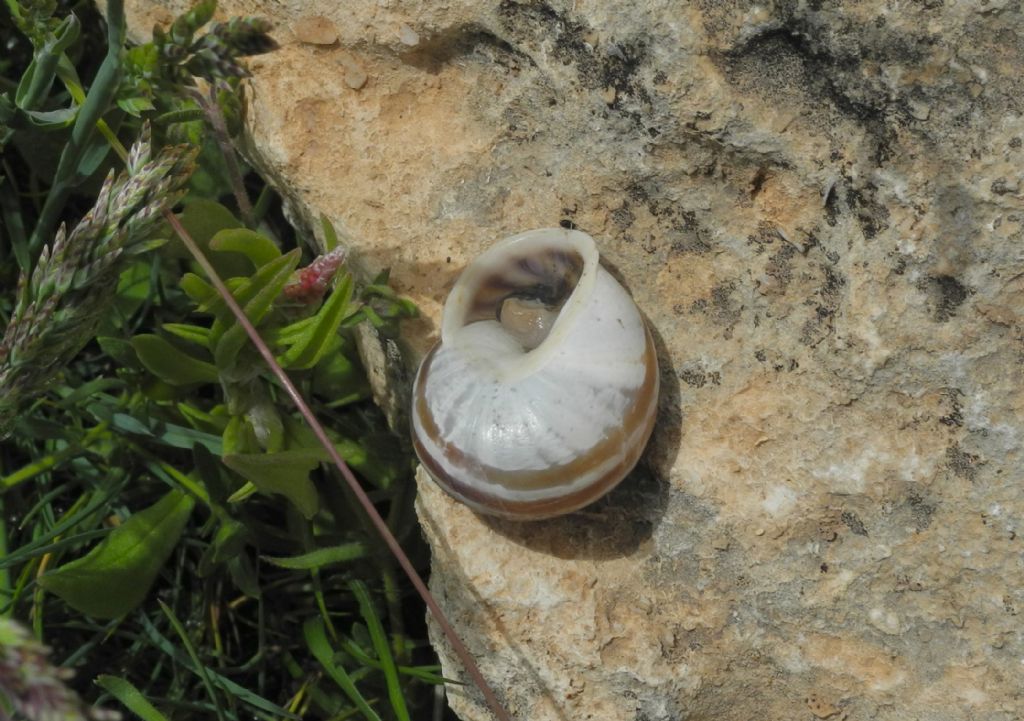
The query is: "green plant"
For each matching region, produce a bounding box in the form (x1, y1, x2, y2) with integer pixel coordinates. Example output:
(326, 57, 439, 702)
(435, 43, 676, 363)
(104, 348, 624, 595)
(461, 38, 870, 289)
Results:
(0, 2, 478, 720)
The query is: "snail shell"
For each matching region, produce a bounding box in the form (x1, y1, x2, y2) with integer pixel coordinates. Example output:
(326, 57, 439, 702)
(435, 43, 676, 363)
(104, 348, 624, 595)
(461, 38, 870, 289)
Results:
(412, 228, 659, 520)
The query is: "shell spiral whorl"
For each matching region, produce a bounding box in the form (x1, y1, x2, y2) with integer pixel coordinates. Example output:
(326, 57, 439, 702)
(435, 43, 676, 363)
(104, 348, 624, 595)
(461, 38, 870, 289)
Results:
(412, 228, 659, 520)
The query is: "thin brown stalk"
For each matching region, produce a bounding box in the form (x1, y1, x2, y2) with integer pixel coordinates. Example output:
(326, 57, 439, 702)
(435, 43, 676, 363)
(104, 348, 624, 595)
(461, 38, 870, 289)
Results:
(192, 85, 256, 228)
(163, 210, 513, 721)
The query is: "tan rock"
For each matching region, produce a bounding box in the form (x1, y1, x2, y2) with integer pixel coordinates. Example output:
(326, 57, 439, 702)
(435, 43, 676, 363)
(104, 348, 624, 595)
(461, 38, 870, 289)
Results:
(292, 15, 338, 46)
(121, 1, 1024, 719)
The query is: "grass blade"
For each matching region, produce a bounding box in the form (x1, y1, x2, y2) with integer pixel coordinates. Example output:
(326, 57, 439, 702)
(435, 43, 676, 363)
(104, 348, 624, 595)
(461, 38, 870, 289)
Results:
(263, 543, 367, 570)
(96, 675, 170, 721)
(157, 600, 226, 721)
(0, 168, 29, 271)
(137, 615, 299, 719)
(0, 487, 119, 568)
(304, 617, 382, 721)
(2, 529, 111, 567)
(337, 638, 453, 685)
(350, 581, 410, 721)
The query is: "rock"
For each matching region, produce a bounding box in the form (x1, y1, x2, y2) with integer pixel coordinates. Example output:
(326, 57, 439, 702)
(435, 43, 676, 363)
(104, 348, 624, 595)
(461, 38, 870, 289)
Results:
(397, 23, 420, 47)
(292, 15, 338, 46)
(339, 55, 368, 91)
(121, 1, 1024, 719)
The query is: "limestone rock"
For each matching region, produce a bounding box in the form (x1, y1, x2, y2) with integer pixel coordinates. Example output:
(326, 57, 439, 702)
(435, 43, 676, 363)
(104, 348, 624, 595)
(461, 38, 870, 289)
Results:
(122, 1, 1024, 719)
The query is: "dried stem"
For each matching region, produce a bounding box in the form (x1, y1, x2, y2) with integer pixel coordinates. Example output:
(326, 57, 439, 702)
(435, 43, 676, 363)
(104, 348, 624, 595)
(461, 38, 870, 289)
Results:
(193, 84, 256, 228)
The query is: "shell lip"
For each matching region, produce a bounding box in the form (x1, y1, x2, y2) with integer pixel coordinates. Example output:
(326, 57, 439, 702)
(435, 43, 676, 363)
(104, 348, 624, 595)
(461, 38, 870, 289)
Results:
(440, 228, 599, 379)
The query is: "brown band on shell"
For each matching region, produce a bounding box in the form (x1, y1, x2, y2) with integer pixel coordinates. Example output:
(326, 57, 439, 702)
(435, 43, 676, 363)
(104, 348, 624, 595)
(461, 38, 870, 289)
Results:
(414, 326, 660, 519)
(462, 248, 585, 325)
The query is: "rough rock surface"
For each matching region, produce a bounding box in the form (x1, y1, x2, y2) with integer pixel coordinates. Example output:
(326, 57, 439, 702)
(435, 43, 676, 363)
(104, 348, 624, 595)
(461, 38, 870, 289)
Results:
(124, 1, 1024, 719)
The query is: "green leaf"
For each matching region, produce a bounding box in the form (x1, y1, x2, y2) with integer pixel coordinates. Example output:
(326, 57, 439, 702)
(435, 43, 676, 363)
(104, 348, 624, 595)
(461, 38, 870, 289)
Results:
(23, 105, 78, 129)
(183, 135, 227, 193)
(337, 639, 452, 685)
(0, 488, 121, 570)
(75, 130, 115, 180)
(228, 553, 261, 598)
(211, 248, 301, 371)
(113, 261, 152, 320)
(96, 675, 170, 721)
(178, 402, 227, 435)
(172, 200, 248, 278)
(15, 14, 81, 110)
(162, 323, 211, 347)
(226, 481, 258, 504)
(125, 44, 159, 75)
(222, 449, 320, 518)
(117, 96, 156, 116)
(38, 490, 195, 618)
(57, 378, 126, 408)
(264, 543, 367, 570)
(218, 88, 243, 136)
(304, 617, 382, 721)
(221, 415, 258, 455)
(125, 238, 169, 256)
(270, 316, 317, 346)
(101, 411, 224, 455)
(199, 520, 249, 576)
(211, 521, 248, 564)
(245, 392, 284, 452)
(0, 173, 29, 272)
(313, 351, 370, 406)
(331, 436, 403, 490)
(132, 334, 219, 385)
(180, 0, 216, 38)
(363, 433, 407, 489)
(54, 54, 85, 104)
(180, 272, 216, 305)
(209, 228, 281, 268)
(277, 274, 354, 370)
(97, 336, 141, 369)
(178, 199, 242, 244)
(320, 214, 340, 253)
(192, 442, 231, 504)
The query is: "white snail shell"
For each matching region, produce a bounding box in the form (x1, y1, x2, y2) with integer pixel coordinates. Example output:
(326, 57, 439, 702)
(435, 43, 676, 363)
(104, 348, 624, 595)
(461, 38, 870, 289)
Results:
(412, 228, 659, 520)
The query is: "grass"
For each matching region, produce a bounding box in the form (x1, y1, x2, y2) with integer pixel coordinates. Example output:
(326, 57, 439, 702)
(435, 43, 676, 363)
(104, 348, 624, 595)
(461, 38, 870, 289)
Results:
(0, 1, 459, 719)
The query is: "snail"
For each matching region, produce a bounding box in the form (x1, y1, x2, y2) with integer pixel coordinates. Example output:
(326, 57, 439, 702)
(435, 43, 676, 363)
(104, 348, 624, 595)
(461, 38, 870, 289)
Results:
(412, 228, 659, 520)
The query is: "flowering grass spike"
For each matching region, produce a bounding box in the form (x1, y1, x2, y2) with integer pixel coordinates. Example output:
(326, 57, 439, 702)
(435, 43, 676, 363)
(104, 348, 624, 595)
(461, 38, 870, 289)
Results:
(0, 126, 197, 436)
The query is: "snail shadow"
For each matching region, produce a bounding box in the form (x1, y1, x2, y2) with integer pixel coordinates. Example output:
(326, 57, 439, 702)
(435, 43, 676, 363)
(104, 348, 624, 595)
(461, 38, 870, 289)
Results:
(481, 308, 683, 562)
